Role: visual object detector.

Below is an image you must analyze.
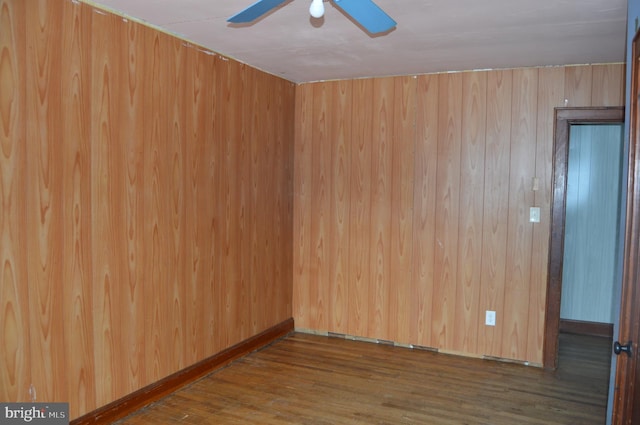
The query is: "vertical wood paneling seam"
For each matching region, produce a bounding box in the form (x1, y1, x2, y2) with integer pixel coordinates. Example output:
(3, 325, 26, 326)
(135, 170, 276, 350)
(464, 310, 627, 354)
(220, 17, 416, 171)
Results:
(457, 76, 466, 315)
(476, 74, 492, 351)
(343, 81, 350, 333)
(369, 78, 394, 339)
(60, 1, 96, 415)
(458, 72, 487, 354)
(503, 70, 519, 359)
(527, 70, 544, 362)
(334, 82, 350, 334)
(410, 75, 419, 221)
(396, 75, 418, 342)
(501, 75, 514, 339)
(422, 76, 437, 348)
(477, 73, 489, 331)
(292, 84, 312, 329)
(408, 75, 419, 332)
(454, 74, 467, 350)
(30, 0, 67, 401)
(0, 0, 29, 403)
(503, 69, 538, 359)
(430, 78, 441, 348)
(478, 73, 490, 354)
(364, 81, 375, 337)
(480, 70, 514, 358)
(412, 76, 420, 343)
(526, 73, 540, 360)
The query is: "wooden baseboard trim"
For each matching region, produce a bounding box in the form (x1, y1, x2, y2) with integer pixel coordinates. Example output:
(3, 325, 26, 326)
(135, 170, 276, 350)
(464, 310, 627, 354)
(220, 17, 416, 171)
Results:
(71, 317, 294, 425)
(559, 319, 613, 338)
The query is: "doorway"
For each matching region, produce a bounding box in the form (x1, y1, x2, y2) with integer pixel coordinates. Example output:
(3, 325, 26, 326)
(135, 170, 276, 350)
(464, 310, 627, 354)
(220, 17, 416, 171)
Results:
(560, 123, 624, 329)
(544, 107, 625, 370)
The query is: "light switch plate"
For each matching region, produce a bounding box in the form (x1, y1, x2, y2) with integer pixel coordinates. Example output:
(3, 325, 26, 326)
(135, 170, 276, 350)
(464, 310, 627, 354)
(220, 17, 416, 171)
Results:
(529, 207, 540, 223)
(485, 310, 496, 326)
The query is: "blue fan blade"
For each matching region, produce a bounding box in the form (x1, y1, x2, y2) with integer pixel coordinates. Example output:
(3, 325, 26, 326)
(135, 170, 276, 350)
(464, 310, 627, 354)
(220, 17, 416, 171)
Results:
(227, 0, 289, 23)
(333, 0, 396, 34)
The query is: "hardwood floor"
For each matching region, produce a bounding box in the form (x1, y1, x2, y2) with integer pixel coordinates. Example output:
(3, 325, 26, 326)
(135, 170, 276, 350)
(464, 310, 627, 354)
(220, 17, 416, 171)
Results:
(115, 332, 611, 424)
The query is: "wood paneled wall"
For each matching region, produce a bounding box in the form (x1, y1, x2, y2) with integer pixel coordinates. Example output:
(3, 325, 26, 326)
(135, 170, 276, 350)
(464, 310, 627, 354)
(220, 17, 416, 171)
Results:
(293, 63, 625, 364)
(0, 0, 294, 418)
(0, 0, 625, 416)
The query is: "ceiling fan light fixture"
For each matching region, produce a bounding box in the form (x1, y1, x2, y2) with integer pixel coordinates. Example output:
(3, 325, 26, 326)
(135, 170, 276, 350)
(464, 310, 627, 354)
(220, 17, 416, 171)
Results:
(228, 0, 396, 35)
(309, 0, 324, 18)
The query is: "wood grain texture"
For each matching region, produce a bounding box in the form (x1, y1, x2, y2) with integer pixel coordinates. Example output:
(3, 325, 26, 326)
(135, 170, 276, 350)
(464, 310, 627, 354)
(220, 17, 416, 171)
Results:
(293, 64, 625, 364)
(91, 9, 125, 405)
(143, 27, 170, 386)
(272, 72, 295, 328)
(219, 58, 241, 349)
(245, 69, 260, 338)
(242, 66, 257, 338)
(292, 83, 313, 329)
(390, 76, 416, 344)
(328, 80, 352, 334)
(2, 1, 626, 417)
(26, 0, 65, 404)
(2, 0, 295, 418)
(73, 319, 294, 425)
(454, 71, 487, 354)
(432, 72, 462, 350)
(268, 71, 283, 329)
(0, 0, 29, 403)
(277, 76, 294, 324)
(501, 68, 537, 360)
(61, 1, 95, 417)
(167, 37, 186, 372)
(115, 332, 611, 425)
(559, 319, 614, 338)
(565, 65, 593, 107)
(119, 16, 146, 396)
(477, 70, 512, 358)
(411, 74, 439, 348)
(250, 67, 263, 336)
(259, 68, 278, 334)
(347, 79, 373, 338)
(183, 42, 207, 369)
(591, 63, 625, 107)
(368, 77, 394, 340)
(310, 82, 331, 332)
(214, 56, 228, 350)
(202, 53, 218, 358)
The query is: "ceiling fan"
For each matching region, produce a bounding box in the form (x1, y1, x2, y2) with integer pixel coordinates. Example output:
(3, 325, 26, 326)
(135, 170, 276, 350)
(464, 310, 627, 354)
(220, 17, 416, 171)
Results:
(227, 0, 397, 35)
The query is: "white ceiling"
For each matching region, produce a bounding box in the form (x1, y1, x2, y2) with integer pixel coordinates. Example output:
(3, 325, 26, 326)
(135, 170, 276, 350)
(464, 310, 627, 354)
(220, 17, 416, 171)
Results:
(84, 0, 627, 84)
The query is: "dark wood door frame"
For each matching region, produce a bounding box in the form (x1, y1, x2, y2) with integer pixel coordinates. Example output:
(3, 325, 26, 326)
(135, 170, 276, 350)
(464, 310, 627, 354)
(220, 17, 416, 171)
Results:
(544, 106, 624, 370)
